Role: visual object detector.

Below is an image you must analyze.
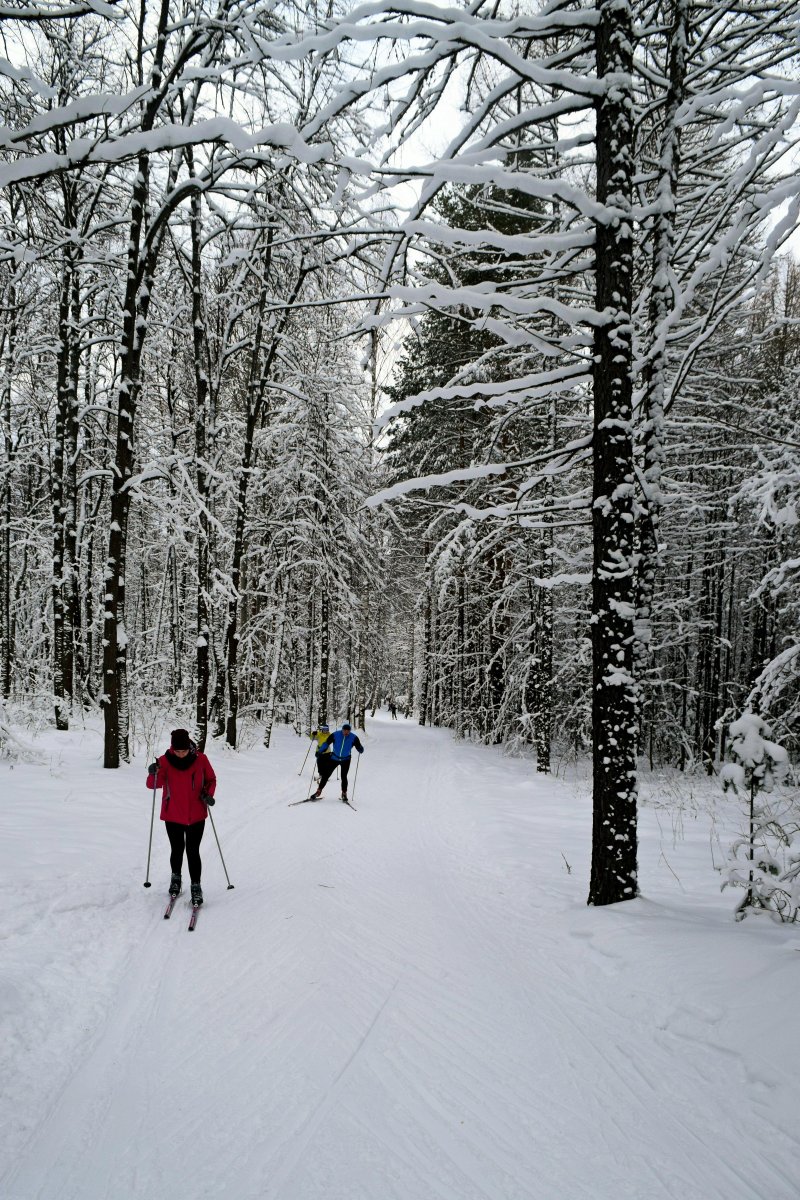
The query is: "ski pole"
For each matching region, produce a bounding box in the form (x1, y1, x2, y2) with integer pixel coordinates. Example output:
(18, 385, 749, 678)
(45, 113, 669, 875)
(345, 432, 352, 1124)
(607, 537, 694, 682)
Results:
(305, 761, 321, 800)
(143, 768, 158, 888)
(351, 753, 361, 805)
(208, 808, 235, 889)
(298, 738, 312, 776)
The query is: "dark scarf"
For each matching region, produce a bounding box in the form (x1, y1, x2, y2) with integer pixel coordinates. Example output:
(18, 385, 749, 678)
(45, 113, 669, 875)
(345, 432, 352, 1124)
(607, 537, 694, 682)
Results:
(166, 747, 198, 771)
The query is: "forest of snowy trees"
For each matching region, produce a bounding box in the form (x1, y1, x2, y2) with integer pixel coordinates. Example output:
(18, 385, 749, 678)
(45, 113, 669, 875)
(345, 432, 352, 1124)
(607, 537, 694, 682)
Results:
(1, 0, 798, 902)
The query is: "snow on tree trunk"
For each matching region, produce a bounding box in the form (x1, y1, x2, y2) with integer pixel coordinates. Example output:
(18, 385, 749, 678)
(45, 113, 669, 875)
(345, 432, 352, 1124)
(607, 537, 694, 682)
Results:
(0, 266, 15, 699)
(102, 151, 151, 768)
(532, 580, 553, 775)
(190, 182, 211, 752)
(52, 254, 72, 731)
(588, 0, 639, 906)
(64, 265, 82, 705)
(318, 586, 330, 727)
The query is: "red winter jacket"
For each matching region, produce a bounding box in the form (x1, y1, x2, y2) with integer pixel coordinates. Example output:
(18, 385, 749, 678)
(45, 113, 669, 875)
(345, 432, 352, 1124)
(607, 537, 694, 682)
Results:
(147, 749, 216, 826)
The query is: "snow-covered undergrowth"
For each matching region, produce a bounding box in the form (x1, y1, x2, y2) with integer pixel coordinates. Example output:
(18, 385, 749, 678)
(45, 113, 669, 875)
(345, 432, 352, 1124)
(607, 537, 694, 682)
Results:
(1, 712, 798, 1200)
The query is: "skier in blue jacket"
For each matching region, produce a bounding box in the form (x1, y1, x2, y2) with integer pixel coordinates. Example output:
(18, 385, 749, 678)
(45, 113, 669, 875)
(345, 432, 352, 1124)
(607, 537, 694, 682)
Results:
(311, 721, 364, 801)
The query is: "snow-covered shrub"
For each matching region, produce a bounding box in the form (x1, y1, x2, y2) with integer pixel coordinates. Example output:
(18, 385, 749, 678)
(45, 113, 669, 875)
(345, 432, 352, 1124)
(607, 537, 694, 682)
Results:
(720, 712, 798, 921)
(0, 699, 44, 764)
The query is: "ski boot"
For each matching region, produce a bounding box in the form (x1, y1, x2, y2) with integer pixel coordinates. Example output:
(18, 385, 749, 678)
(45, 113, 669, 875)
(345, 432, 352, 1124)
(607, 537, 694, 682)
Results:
(190, 882, 204, 907)
(341, 793, 348, 803)
(169, 873, 181, 897)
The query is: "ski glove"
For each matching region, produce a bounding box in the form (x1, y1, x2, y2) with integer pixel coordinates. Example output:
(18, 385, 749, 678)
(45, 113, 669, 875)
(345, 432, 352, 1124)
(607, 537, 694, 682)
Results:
(202, 792, 215, 806)
(148, 761, 158, 775)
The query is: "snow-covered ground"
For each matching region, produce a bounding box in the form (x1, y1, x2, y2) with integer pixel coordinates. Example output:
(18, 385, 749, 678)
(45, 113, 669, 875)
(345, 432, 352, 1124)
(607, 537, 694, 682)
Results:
(1, 712, 798, 1200)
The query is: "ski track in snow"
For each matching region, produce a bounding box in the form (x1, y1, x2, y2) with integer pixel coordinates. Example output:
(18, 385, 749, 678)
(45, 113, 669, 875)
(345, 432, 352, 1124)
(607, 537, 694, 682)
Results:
(1, 715, 798, 1200)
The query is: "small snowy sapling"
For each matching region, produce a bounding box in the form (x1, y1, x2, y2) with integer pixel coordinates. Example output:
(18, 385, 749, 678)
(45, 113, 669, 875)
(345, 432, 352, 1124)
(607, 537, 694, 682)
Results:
(720, 712, 797, 921)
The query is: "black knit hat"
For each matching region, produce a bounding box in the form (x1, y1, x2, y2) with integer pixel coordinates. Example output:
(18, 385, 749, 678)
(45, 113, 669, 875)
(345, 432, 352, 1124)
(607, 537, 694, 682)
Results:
(171, 728, 191, 750)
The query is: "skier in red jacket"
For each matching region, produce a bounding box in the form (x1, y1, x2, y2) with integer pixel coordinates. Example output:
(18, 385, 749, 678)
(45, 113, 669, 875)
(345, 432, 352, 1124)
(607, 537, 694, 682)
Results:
(147, 729, 216, 906)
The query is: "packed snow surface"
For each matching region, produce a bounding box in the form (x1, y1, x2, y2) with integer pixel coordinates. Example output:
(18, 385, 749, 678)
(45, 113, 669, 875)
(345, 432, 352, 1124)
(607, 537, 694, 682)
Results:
(1, 712, 798, 1200)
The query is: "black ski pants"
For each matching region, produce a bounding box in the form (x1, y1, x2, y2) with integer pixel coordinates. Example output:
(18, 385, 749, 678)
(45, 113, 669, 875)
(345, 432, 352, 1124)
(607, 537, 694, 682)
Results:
(165, 820, 205, 883)
(317, 754, 352, 793)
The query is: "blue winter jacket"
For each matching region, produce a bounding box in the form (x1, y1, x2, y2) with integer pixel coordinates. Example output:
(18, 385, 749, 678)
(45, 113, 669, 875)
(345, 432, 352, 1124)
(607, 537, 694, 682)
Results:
(320, 729, 364, 761)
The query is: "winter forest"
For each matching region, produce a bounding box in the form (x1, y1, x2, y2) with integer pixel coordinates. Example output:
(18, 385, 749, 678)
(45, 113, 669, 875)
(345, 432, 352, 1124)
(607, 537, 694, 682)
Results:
(1, 0, 800, 914)
(3, 3, 800, 1196)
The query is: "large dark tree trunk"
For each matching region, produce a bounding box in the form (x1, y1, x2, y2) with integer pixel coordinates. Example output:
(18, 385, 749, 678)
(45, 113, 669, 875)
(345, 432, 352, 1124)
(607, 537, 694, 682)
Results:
(190, 182, 211, 751)
(589, 0, 638, 906)
(102, 155, 150, 766)
(102, 0, 173, 767)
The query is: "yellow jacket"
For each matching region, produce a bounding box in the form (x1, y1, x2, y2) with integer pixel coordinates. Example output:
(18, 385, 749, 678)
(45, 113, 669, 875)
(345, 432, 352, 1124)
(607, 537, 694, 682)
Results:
(311, 729, 331, 754)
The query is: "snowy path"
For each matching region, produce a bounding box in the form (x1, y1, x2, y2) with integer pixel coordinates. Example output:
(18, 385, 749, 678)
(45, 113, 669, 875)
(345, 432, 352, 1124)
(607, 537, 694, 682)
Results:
(2, 714, 799, 1200)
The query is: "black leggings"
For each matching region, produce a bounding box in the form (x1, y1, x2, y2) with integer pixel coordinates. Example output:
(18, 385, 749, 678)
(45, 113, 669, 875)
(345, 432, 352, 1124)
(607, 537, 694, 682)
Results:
(165, 820, 205, 883)
(317, 755, 352, 792)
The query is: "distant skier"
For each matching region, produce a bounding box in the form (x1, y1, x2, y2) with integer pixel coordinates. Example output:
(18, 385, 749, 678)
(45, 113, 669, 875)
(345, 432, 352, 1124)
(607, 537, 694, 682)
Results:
(311, 721, 364, 801)
(147, 729, 216, 906)
(389, 701, 397, 719)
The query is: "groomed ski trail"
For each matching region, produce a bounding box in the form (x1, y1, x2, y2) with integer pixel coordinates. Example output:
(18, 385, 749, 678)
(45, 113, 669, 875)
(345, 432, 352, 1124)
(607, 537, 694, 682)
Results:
(1, 713, 798, 1200)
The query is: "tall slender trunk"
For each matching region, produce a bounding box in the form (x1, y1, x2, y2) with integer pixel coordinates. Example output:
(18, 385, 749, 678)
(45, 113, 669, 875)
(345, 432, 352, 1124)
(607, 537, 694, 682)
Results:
(355, 571, 370, 730)
(635, 0, 690, 723)
(488, 608, 505, 743)
(224, 410, 256, 748)
(190, 183, 211, 750)
(306, 595, 316, 731)
(456, 573, 465, 737)
(1, 270, 18, 698)
(102, 151, 151, 766)
(79, 410, 105, 702)
(318, 587, 330, 725)
(533, 396, 557, 771)
(419, 590, 431, 726)
(167, 543, 182, 695)
(406, 618, 415, 718)
(221, 236, 305, 748)
(102, 0, 172, 767)
(263, 572, 290, 748)
(589, 0, 638, 905)
(417, 542, 432, 726)
(52, 254, 73, 730)
(531, 580, 553, 774)
(64, 265, 81, 703)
